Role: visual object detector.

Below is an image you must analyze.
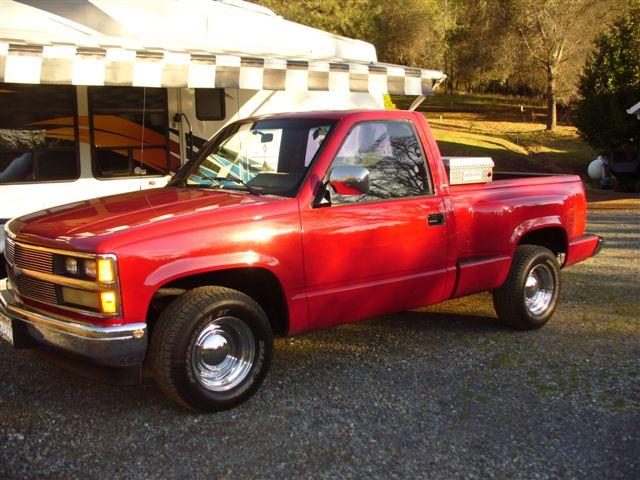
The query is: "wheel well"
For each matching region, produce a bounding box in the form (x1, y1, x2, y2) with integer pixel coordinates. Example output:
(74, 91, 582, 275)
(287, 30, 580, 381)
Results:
(518, 227, 568, 257)
(147, 268, 289, 336)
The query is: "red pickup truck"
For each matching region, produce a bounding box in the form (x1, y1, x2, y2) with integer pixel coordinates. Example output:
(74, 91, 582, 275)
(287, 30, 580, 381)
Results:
(1, 110, 601, 411)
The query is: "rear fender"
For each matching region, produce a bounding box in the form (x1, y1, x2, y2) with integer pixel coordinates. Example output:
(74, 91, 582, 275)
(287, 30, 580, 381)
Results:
(509, 216, 564, 252)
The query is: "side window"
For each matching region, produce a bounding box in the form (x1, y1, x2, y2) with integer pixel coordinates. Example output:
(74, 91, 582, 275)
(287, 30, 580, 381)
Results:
(195, 88, 226, 121)
(0, 84, 79, 184)
(329, 120, 432, 204)
(88, 86, 175, 178)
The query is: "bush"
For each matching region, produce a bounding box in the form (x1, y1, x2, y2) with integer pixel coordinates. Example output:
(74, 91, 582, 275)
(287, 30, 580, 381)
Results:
(576, 3, 640, 153)
(383, 94, 397, 110)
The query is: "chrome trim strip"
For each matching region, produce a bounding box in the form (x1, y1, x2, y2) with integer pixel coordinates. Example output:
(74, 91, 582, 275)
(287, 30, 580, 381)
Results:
(5, 225, 16, 240)
(1, 280, 144, 341)
(18, 268, 108, 291)
(28, 297, 119, 319)
(14, 241, 95, 259)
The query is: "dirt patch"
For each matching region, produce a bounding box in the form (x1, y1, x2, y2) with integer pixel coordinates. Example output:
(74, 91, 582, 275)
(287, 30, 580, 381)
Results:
(586, 188, 640, 209)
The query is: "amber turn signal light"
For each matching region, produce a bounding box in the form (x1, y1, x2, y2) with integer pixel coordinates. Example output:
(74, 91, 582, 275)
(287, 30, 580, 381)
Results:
(100, 291, 117, 314)
(97, 258, 115, 283)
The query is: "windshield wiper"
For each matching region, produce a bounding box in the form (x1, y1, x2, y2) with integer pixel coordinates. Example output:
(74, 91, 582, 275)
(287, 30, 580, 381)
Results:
(195, 173, 262, 196)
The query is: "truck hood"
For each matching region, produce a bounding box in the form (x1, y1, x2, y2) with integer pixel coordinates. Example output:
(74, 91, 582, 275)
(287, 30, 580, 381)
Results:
(7, 187, 277, 251)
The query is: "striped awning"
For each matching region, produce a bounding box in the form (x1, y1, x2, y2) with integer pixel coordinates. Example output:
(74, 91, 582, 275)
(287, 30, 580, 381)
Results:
(0, 41, 446, 95)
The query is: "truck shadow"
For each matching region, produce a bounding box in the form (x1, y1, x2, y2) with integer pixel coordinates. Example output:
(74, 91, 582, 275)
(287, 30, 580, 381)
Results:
(273, 310, 508, 365)
(0, 309, 506, 415)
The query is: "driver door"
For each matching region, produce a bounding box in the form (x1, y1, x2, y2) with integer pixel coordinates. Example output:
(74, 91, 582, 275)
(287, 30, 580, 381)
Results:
(300, 120, 451, 330)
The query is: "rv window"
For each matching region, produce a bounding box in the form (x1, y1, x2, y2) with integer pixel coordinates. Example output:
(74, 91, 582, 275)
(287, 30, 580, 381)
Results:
(195, 89, 226, 121)
(88, 86, 177, 178)
(0, 84, 79, 184)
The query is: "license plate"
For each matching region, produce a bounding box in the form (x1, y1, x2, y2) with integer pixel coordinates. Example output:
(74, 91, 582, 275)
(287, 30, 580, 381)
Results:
(0, 311, 13, 346)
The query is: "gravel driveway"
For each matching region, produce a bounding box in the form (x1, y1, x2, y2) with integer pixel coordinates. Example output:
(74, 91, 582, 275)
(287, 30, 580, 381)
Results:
(1, 209, 638, 479)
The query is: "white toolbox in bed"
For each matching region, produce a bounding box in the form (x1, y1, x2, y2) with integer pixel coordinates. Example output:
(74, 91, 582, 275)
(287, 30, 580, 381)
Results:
(442, 157, 494, 185)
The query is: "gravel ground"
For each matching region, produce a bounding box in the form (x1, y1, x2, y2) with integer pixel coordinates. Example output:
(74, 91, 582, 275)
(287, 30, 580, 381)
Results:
(1, 209, 638, 479)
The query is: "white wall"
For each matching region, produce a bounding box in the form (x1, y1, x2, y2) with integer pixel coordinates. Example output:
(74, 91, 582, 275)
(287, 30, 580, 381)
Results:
(181, 88, 385, 142)
(1, 85, 385, 220)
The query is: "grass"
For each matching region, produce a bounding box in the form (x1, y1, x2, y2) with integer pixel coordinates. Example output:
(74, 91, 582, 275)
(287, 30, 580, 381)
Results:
(392, 92, 597, 174)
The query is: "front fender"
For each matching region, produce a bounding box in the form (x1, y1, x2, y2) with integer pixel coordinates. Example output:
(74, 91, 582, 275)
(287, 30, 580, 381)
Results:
(143, 251, 279, 290)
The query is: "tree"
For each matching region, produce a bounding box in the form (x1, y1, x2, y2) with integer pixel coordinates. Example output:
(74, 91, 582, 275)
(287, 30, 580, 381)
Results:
(256, 0, 625, 116)
(503, 0, 621, 130)
(255, 0, 446, 67)
(576, 2, 640, 153)
(443, 1, 518, 94)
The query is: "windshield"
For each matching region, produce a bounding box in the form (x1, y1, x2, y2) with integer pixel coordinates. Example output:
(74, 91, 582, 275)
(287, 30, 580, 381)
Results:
(170, 118, 335, 197)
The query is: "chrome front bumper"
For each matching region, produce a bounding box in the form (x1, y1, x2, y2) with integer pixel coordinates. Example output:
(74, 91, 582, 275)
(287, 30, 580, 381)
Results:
(0, 279, 147, 367)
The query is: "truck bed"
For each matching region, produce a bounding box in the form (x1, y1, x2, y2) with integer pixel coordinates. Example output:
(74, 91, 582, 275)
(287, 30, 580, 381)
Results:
(449, 173, 586, 259)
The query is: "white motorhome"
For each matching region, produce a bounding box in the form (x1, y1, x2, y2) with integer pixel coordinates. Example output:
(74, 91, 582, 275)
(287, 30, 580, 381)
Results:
(0, 0, 445, 273)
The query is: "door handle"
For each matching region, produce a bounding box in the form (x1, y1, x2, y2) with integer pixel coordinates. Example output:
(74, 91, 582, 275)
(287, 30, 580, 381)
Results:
(427, 213, 446, 226)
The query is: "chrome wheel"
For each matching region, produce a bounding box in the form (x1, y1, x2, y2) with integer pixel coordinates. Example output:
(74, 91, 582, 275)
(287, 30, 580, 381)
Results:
(191, 316, 255, 392)
(524, 264, 555, 316)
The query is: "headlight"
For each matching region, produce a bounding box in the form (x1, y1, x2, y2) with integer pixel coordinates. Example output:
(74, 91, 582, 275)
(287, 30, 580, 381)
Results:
(61, 287, 100, 310)
(64, 257, 80, 276)
(59, 256, 115, 283)
(54, 253, 120, 315)
(84, 260, 97, 278)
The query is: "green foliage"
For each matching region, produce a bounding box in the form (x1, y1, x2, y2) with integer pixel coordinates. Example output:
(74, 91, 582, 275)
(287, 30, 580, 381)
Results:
(255, 0, 627, 110)
(255, 0, 445, 67)
(383, 94, 397, 110)
(576, 3, 640, 152)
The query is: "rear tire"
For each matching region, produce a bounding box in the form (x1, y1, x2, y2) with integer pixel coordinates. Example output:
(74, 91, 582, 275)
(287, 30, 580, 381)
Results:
(493, 245, 560, 330)
(150, 286, 273, 412)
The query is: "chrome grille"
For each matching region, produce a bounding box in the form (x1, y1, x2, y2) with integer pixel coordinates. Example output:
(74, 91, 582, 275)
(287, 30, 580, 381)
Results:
(15, 274, 59, 305)
(4, 237, 15, 266)
(6, 239, 60, 307)
(14, 242, 54, 273)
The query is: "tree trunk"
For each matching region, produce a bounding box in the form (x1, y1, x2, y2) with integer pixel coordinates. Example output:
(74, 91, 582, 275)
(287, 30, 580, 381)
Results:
(546, 93, 557, 130)
(546, 68, 557, 131)
(448, 64, 455, 97)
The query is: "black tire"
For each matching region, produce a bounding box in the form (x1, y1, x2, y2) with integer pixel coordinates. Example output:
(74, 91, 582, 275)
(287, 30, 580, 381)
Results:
(492, 245, 560, 330)
(150, 286, 273, 412)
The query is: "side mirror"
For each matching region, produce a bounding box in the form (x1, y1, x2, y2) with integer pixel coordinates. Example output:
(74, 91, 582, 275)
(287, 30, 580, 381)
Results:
(329, 165, 370, 195)
(252, 130, 273, 143)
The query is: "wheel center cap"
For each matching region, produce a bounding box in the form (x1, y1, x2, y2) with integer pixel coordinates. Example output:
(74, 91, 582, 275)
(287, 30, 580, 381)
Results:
(198, 333, 229, 366)
(525, 274, 539, 298)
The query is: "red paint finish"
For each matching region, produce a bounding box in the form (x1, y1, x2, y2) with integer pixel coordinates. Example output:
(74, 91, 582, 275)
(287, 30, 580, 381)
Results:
(299, 195, 452, 331)
(6, 110, 600, 336)
(453, 255, 512, 298)
(565, 234, 601, 267)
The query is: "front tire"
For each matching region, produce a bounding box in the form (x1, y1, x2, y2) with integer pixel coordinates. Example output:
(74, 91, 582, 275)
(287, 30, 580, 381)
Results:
(150, 286, 273, 412)
(493, 245, 560, 330)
